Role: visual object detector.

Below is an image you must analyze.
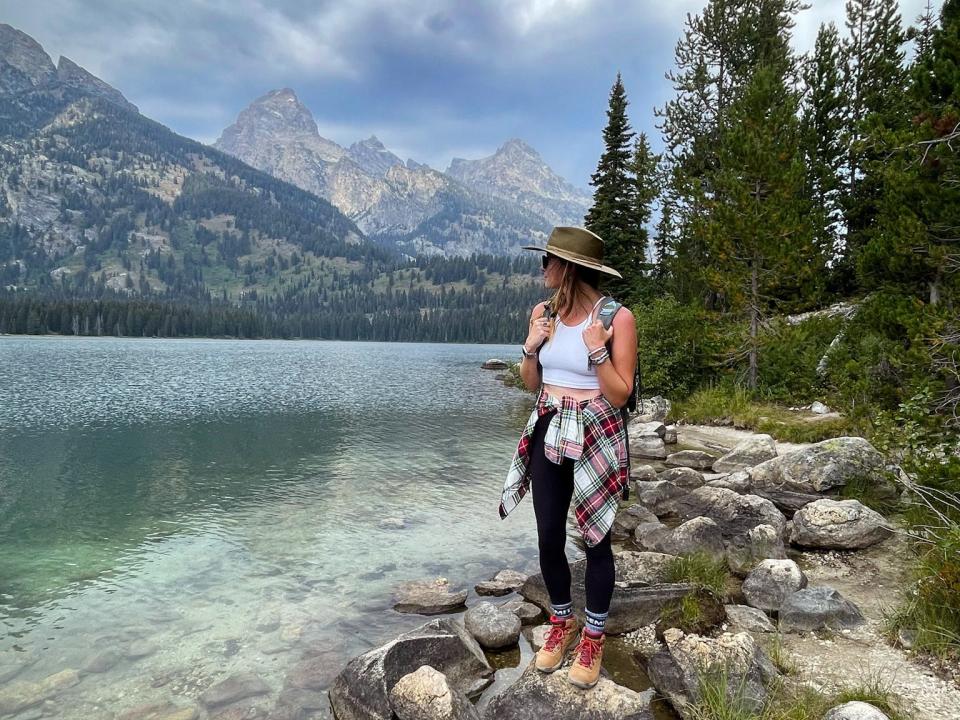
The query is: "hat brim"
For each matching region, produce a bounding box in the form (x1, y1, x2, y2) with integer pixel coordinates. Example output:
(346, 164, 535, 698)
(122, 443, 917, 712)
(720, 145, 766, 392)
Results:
(521, 245, 622, 279)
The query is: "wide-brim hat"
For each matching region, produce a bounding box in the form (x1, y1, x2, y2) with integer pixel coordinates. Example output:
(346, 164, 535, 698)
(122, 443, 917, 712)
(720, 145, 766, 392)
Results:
(522, 226, 622, 279)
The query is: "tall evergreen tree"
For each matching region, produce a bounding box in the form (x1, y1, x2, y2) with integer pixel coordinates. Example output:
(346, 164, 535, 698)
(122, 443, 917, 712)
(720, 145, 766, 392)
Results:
(585, 73, 636, 299)
(625, 132, 660, 303)
(802, 23, 846, 278)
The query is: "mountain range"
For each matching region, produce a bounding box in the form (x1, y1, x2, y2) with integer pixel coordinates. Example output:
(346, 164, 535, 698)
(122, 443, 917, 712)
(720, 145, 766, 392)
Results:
(214, 88, 591, 256)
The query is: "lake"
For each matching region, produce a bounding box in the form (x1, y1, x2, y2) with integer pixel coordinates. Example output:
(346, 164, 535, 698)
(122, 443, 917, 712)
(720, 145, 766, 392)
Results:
(0, 336, 546, 718)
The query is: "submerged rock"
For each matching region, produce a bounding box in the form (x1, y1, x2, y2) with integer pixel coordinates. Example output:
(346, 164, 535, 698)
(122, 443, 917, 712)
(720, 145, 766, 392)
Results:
(393, 578, 468, 614)
(199, 673, 270, 708)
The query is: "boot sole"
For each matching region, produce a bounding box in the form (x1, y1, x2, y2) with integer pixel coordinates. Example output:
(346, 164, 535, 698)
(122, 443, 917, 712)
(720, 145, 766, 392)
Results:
(568, 676, 599, 689)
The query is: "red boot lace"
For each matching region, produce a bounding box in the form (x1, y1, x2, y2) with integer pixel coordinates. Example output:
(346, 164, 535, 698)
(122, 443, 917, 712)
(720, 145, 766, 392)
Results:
(543, 618, 570, 651)
(575, 633, 602, 667)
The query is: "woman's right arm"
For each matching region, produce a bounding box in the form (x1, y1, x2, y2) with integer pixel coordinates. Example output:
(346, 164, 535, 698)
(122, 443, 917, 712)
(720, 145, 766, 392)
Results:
(519, 302, 549, 391)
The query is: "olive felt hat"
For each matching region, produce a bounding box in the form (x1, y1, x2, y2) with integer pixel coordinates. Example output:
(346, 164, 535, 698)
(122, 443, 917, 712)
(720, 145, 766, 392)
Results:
(522, 226, 622, 278)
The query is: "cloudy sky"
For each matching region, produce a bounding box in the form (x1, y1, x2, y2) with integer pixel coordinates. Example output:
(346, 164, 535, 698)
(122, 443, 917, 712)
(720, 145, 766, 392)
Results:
(2, 0, 940, 189)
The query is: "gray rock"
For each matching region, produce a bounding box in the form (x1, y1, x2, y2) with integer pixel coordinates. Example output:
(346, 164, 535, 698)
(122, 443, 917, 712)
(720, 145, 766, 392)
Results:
(0, 669, 80, 717)
(389, 666, 480, 720)
(612, 504, 660, 537)
(631, 436, 667, 460)
(614, 551, 678, 587)
(742, 560, 808, 612)
(822, 701, 891, 720)
(713, 435, 778, 474)
(707, 470, 752, 494)
(481, 359, 509, 370)
(724, 605, 775, 633)
(664, 425, 678, 444)
(199, 673, 271, 709)
(810, 401, 832, 415)
(464, 602, 521, 650)
(633, 396, 671, 423)
(632, 421, 666, 438)
(520, 559, 695, 634)
(779, 587, 865, 632)
(790, 499, 894, 550)
(329, 618, 493, 720)
(498, 600, 542, 625)
(393, 578, 468, 614)
(474, 581, 514, 597)
(646, 629, 779, 719)
(483, 660, 654, 719)
(747, 437, 897, 496)
(81, 649, 122, 674)
(476, 569, 527, 595)
(751, 489, 821, 516)
(630, 464, 657, 482)
(657, 467, 705, 489)
(636, 517, 725, 558)
(726, 524, 787, 576)
(665, 450, 717, 470)
(633, 481, 685, 516)
(379, 517, 407, 530)
(666, 487, 787, 538)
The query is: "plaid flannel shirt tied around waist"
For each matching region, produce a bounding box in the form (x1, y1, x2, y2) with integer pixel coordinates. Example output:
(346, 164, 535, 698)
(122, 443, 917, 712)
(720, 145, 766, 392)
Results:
(498, 389, 628, 548)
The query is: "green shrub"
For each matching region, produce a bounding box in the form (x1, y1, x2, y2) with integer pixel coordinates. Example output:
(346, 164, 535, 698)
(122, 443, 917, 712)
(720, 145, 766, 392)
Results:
(756, 314, 844, 404)
(665, 552, 730, 597)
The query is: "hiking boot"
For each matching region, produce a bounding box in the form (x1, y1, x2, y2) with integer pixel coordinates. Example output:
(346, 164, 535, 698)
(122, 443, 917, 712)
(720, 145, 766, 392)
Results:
(567, 630, 604, 689)
(535, 615, 579, 673)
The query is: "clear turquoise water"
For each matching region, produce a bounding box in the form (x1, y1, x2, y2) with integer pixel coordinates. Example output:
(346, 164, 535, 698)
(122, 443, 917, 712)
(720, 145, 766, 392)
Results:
(0, 336, 542, 717)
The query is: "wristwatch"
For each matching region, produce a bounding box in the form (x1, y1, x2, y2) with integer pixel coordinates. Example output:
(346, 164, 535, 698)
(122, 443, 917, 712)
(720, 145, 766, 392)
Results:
(520, 345, 537, 359)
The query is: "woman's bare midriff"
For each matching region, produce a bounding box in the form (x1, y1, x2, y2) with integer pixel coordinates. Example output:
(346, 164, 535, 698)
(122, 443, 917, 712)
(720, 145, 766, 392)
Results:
(542, 383, 603, 403)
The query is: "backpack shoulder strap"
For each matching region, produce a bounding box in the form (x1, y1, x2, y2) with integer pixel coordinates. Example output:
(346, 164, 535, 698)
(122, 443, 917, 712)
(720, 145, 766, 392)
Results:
(595, 296, 623, 330)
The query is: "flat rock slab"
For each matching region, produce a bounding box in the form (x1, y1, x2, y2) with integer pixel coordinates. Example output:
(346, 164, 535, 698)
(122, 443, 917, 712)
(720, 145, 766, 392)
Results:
(665, 450, 717, 470)
(394, 578, 468, 614)
(790, 499, 893, 550)
(483, 660, 654, 720)
(520, 558, 694, 634)
(613, 551, 678, 587)
(778, 586, 865, 633)
(329, 618, 493, 720)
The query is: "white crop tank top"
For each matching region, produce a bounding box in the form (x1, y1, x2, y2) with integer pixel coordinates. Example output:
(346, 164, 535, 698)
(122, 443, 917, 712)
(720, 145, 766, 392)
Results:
(539, 298, 604, 390)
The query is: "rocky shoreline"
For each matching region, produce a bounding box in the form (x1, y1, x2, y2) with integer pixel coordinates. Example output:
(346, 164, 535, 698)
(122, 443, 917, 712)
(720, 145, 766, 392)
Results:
(2, 398, 959, 720)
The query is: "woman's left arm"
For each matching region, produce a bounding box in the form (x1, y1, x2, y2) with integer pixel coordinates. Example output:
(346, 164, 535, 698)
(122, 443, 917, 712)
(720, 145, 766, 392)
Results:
(582, 309, 637, 408)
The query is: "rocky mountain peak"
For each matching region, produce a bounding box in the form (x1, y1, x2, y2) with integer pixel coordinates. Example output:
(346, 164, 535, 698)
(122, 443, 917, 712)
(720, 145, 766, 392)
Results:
(214, 87, 345, 166)
(56, 56, 138, 112)
(496, 138, 539, 158)
(347, 135, 403, 178)
(0, 23, 56, 94)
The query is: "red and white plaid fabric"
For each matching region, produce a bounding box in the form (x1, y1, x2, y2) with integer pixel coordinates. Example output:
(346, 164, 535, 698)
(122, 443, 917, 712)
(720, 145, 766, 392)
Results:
(499, 389, 628, 547)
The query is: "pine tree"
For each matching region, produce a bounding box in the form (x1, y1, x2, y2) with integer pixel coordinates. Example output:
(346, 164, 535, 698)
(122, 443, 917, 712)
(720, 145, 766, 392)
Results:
(585, 73, 635, 299)
(801, 23, 846, 280)
(624, 132, 659, 303)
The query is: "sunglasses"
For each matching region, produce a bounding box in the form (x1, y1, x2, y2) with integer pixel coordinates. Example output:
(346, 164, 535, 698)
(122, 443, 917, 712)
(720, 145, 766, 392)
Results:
(541, 254, 552, 270)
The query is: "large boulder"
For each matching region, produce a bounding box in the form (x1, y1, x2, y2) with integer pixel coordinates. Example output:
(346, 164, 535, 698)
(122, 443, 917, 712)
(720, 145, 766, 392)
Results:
(464, 603, 521, 650)
(329, 618, 493, 720)
(822, 701, 891, 720)
(632, 421, 666, 438)
(632, 396, 671, 423)
(789, 499, 893, 550)
(630, 464, 657, 483)
(633, 481, 686, 516)
(393, 579, 468, 614)
(635, 517, 725, 558)
(665, 450, 717, 471)
(646, 629, 779, 719)
(612, 504, 660, 538)
(778, 587, 865, 633)
(613, 551, 678, 587)
(389, 666, 480, 720)
(741, 560, 808, 612)
(707, 470, 752, 494)
(657, 467, 705, 490)
(725, 524, 787, 576)
(483, 660, 654, 720)
(631, 436, 667, 460)
(712, 435, 778, 474)
(751, 489, 821, 517)
(520, 558, 695, 634)
(665, 487, 787, 538)
(747, 437, 897, 496)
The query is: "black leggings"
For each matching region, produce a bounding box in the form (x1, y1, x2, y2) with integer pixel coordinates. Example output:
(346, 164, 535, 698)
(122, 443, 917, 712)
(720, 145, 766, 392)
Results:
(529, 410, 615, 614)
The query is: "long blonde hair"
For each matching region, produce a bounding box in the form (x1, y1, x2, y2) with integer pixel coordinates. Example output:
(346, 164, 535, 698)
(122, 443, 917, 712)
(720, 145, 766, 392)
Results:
(545, 260, 601, 340)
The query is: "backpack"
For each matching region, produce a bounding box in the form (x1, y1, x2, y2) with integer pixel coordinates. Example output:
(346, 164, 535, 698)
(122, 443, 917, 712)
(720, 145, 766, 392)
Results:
(541, 296, 640, 500)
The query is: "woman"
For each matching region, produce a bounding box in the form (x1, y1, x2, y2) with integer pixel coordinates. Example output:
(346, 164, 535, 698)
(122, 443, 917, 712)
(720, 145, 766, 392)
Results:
(499, 226, 637, 690)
